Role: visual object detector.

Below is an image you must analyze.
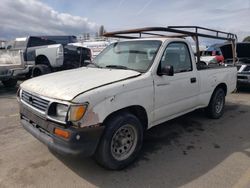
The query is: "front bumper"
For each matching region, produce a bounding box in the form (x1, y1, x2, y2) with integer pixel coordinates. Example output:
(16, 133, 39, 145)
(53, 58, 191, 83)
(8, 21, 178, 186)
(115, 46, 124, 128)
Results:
(20, 104, 104, 157)
(12, 65, 33, 77)
(237, 73, 250, 86)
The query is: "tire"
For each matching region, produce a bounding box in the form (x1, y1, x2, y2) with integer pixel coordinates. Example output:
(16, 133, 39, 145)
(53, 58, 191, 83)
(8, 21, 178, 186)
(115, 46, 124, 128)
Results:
(94, 112, 143, 170)
(25, 70, 32, 79)
(2, 79, 17, 88)
(32, 64, 51, 77)
(206, 88, 225, 119)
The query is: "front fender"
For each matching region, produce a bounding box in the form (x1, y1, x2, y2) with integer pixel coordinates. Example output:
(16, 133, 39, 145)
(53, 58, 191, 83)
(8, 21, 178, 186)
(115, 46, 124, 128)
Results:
(74, 75, 155, 128)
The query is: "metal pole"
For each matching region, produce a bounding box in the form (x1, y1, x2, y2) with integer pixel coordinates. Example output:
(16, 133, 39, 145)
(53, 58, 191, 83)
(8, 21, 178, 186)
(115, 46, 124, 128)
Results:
(194, 28, 200, 64)
(231, 39, 237, 66)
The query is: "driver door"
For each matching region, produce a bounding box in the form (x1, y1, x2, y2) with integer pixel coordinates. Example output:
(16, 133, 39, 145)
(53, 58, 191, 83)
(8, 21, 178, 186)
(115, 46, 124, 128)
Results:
(153, 42, 199, 123)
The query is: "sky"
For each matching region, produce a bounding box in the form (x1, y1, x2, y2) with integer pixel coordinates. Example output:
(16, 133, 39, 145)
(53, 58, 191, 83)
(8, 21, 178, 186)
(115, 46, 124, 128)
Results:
(1, 0, 250, 41)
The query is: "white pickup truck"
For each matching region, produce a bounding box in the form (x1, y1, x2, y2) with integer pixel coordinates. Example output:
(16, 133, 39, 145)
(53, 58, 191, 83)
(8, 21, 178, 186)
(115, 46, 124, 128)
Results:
(18, 27, 237, 170)
(0, 36, 91, 87)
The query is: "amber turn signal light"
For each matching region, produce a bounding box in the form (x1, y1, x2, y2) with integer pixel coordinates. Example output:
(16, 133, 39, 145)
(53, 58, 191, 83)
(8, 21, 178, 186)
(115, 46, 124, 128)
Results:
(54, 128, 70, 139)
(69, 104, 88, 122)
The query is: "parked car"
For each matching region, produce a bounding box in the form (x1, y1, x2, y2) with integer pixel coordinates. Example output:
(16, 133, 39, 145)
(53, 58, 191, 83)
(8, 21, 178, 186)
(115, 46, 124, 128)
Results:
(200, 45, 224, 65)
(0, 36, 91, 87)
(220, 42, 250, 88)
(18, 27, 237, 170)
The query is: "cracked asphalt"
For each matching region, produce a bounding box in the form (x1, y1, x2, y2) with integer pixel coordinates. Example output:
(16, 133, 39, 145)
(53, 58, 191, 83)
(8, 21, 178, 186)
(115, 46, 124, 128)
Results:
(0, 82, 250, 188)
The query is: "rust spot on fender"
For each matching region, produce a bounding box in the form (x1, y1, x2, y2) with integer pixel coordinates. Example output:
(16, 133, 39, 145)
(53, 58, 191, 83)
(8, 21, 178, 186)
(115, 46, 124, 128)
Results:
(80, 108, 100, 127)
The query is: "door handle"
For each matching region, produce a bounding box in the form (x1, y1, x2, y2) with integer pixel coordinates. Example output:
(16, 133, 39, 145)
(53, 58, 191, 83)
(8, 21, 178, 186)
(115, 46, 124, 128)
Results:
(190, 77, 196, 83)
(156, 83, 170, 87)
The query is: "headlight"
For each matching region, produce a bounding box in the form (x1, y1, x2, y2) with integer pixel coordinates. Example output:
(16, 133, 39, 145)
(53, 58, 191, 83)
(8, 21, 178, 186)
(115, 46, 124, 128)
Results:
(69, 104, 88, 122)
(56, 104, 68, 117)
(48, 103, 69, 123)
(48, 103, 88, 124)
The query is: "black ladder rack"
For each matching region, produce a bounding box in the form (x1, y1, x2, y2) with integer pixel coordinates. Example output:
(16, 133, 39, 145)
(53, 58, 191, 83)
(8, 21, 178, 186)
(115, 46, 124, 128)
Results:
(103, 26, 237, 41)
(103, 26, 238, 64)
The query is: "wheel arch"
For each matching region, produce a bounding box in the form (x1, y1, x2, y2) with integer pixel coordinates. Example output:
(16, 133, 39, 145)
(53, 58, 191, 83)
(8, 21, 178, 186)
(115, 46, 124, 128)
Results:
(214, 83, 227, 96)
(208, 82, 227, 105)
(102, 105, 148, 131)
(35, 55, 50, 66)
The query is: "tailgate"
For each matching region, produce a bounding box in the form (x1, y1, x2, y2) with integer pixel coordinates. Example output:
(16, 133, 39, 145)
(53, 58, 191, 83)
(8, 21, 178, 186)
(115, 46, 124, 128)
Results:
(0, 50, 24, 69)
(0, 50, 25, 78)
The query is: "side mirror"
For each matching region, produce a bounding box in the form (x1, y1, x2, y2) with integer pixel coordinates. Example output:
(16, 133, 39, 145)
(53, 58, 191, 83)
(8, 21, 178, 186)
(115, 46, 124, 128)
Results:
(159, 65, 174, 76)
(84, 60, 91, 65)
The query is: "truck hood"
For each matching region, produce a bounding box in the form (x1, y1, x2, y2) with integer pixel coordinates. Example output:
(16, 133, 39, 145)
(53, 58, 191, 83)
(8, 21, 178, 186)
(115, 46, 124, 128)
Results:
(21, 67, 141, 101)
(220, 43, 250, 60)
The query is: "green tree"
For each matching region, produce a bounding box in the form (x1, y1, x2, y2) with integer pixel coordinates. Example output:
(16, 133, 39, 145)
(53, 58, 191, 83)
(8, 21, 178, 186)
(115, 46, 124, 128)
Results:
(243, 36, 250, 42)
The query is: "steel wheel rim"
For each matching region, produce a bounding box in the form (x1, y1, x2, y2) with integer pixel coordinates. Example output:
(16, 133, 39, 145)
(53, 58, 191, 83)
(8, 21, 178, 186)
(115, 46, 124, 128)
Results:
(111, 124, 138, 161)
(215, 92, 224, 113)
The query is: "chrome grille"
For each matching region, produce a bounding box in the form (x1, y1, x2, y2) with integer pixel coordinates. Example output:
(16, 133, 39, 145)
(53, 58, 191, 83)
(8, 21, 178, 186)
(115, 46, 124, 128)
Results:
(21, 90, 50, 112)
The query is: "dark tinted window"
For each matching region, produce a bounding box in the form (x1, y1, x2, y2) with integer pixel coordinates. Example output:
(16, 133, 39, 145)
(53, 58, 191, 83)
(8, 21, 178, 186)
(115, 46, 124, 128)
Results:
(45, 36, 77, 44)
(28, 36, 77, 47)
(28, 37, 56, 47)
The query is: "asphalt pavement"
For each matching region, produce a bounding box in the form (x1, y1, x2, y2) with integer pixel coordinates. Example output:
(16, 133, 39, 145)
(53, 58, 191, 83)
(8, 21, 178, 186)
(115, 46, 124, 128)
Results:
(0, 82, 250, 188)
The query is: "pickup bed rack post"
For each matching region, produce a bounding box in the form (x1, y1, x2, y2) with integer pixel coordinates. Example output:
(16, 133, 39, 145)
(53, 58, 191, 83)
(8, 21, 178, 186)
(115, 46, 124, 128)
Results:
(103, 26, 238, 65)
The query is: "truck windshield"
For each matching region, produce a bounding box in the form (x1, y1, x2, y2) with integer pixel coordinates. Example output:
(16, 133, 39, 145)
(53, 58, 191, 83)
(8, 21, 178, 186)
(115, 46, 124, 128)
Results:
(94, 40, 162, 72)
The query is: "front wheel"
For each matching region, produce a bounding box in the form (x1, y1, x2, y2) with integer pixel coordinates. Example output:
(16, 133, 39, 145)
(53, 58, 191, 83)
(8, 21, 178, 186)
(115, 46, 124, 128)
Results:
(206, 88, 225, 119)
(94, 112, 143, 170)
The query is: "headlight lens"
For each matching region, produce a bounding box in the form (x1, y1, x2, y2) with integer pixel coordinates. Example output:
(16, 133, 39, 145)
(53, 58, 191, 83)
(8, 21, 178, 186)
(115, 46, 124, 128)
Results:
(69, 104, 88, 122)
(48, 103, 69, 123)
(56, 104, 68, 117)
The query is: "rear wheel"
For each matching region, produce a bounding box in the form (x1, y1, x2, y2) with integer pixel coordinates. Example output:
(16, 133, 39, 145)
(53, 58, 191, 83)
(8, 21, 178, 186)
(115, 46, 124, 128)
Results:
(206, 88, 225, 119)
(2, 79, 17, 88)
(95, 112, 143, 170)
(32, 64, 51, 77)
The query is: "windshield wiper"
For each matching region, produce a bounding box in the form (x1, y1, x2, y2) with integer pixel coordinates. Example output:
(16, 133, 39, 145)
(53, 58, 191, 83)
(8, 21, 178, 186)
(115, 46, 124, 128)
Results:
(105, 65, 142, 73)
(105, 65, 129, 70)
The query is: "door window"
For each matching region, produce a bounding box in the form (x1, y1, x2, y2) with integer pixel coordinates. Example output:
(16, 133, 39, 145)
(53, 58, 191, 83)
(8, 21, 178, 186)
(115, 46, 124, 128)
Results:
(160, 42, 192, 73)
